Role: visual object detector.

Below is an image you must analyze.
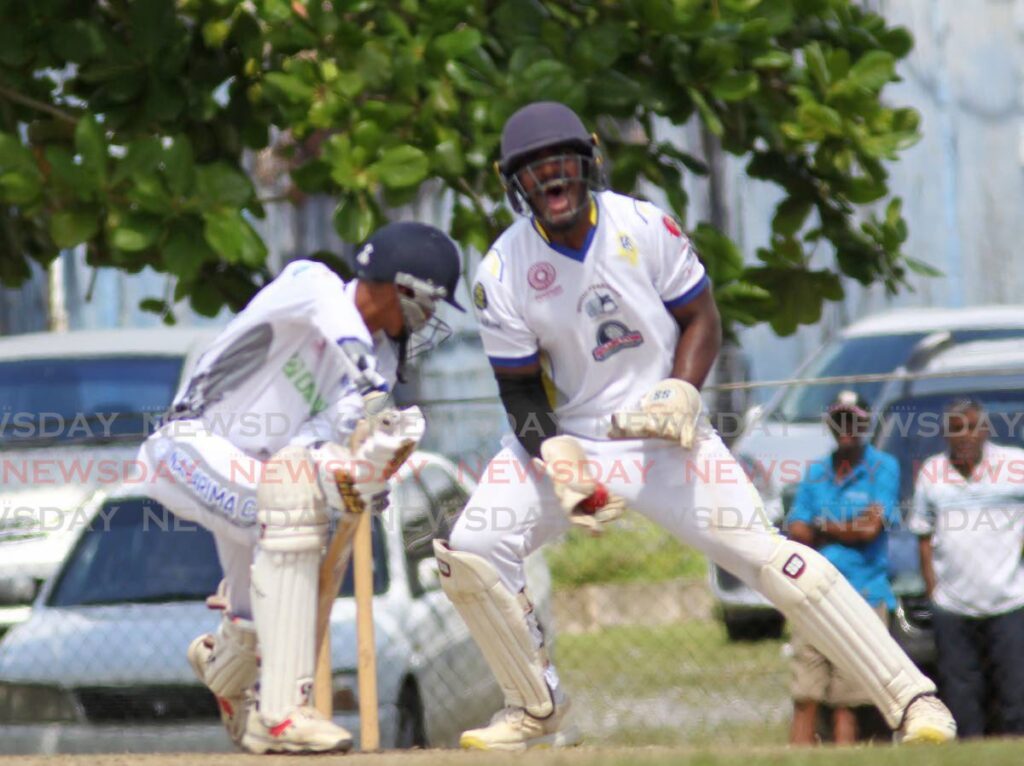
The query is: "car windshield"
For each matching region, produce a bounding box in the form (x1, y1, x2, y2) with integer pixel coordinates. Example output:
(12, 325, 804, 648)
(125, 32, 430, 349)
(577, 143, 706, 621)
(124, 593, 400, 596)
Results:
(0, 356, 183, 449)
(48, 499, 389, 607)
(874, 389, 1024, 507)
(775, 328, 1024, 423)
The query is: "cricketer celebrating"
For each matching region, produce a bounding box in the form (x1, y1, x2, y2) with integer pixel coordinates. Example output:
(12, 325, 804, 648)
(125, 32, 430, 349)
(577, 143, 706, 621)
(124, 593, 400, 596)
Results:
(136, 222, 463, 753)
(433, 101, 956, 750)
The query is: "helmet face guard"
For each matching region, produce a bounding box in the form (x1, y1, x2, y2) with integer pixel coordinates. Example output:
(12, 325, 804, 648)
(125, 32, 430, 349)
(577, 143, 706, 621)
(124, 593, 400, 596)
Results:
(394, 270, 453, 362)
(504, 150, 604, 231)
(499, 140, 606, 228)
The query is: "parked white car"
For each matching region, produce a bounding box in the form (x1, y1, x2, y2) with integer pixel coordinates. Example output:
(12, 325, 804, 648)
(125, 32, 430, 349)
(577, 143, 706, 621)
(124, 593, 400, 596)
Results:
(713, 306, 1024, 639)
(0, 329, 216, 637)
(0, 453, 552, 753)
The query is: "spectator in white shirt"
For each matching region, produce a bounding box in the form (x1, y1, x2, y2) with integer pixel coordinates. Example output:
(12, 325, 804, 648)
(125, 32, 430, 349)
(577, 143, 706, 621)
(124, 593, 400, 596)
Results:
(908, 398, 1024, 737)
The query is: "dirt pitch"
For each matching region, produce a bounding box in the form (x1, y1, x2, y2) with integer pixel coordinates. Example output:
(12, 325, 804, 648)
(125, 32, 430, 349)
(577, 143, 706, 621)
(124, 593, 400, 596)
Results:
(4, 740, 1024, 766)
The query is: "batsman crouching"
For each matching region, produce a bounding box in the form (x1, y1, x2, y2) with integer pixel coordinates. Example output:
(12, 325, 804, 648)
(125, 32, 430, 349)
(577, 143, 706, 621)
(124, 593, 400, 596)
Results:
(134, 222, 462, 753)
(438, 101, 956, 751)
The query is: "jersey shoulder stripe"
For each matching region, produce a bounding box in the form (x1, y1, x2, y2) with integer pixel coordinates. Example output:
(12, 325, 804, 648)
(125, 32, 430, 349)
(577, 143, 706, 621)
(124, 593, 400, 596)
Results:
(664, 274, 709, 308)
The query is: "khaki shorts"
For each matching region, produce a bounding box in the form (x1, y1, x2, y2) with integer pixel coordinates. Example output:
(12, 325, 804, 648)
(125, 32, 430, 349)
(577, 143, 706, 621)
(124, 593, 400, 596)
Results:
(790, 603, 890, 707)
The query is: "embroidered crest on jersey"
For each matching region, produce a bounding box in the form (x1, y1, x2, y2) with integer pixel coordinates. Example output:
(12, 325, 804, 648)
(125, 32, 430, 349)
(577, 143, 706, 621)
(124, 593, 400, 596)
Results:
(482, 248, 505, 282)
(662, 215, 682, 238)
(582, 290, 618, 318)
(575, 283, 623, 315)
(592, 320, 644, 361)
(616, 233, 639, 266)
(473, 283, 488, 310)
(528, 262, 557, 291)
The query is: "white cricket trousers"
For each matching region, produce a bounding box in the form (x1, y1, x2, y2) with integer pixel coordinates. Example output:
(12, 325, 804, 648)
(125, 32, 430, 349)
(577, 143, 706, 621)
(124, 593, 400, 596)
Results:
(135, 419, 266, 618)
(450, 429, 782, 595)
(448, 429, 784, 697)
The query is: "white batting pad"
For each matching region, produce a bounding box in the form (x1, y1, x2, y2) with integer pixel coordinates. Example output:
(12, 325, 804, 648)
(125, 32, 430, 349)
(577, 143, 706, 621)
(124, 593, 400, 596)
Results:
(251, 446, 328, 723)
(434, 541, 554, 719)
(758, 539, 935, 727)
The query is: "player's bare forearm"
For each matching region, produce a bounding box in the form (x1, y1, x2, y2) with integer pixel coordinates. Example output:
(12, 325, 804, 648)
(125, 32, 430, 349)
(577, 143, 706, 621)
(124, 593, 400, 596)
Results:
(787, 520, 817, 547)
(918, 536, 937, 598)
(668, 289, 722, 389)
(492, 360, 557, 458)
(820, 505, 883, 544)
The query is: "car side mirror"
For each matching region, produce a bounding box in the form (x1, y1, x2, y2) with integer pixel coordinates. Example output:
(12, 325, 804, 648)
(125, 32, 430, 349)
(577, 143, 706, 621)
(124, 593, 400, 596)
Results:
(416, 558, 442, 592)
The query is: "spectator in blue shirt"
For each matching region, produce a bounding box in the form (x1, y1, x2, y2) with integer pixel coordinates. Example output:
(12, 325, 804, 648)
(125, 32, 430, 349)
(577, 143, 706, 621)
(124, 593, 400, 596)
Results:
(786, 390, 900, 745)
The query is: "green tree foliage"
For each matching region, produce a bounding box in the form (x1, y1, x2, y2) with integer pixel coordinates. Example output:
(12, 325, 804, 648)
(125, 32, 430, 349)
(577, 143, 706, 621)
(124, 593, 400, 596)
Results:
(0, 0, 930, 333)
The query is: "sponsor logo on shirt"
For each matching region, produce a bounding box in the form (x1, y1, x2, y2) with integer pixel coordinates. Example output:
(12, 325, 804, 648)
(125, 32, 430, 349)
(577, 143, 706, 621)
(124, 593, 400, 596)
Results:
(663, 215, 682, 238)
(592, 320, 644, 361)
(283, 352, 328, 415)
(473, 283, 488, 310)
(575, 282, 623, 314)
(617, 233, 639, 266)
(528, 262, 557, 291)
(583, 290, 619, 318)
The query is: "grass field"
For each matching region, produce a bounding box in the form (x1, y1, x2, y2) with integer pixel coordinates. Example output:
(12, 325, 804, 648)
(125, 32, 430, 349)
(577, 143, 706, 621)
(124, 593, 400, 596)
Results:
(557, 619, 790, 746)
(5, 740, 1024, 766)
(547, 514, 707, 588)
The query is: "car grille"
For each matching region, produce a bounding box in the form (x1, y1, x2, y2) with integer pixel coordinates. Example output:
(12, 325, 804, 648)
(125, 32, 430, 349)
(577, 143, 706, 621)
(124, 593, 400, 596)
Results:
(75, 685, 219, 722)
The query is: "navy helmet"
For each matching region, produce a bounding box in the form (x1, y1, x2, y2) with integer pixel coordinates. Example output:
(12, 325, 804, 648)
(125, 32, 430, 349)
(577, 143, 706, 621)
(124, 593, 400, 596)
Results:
(352, 221, 464, 373)
(499, 101, 595, 176)
(352, 221, 464, 312)
(497, 102, 606, 226)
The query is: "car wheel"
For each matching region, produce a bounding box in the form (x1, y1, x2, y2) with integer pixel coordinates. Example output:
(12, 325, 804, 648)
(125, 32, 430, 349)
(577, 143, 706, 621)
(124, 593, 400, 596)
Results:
(395, 681, 427, 749)
(724, 613, 784, 641)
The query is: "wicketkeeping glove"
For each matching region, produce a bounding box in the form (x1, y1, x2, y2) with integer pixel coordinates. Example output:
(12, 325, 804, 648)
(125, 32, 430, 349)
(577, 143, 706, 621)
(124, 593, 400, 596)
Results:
(537, 435, 626, 534)
(607, 378, 702, 449)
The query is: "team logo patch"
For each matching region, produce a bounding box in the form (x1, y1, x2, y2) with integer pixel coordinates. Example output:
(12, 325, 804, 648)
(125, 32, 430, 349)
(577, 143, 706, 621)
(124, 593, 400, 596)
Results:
(617, 233, 639, 266)
(782, 554, 806, 579)
(592, 320, 644, 361)
(662, 215, 682, 238)
(583, 290, 618, 318)
(473, 283, 488, 310)
(528, 262, 557, 291)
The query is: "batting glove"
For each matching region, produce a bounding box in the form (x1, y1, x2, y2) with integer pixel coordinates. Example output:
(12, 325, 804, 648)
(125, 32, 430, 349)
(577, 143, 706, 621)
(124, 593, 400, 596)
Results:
(537, 435, 626, 534)
(322, 406, 426, 514)
(607, 378, 703, 449)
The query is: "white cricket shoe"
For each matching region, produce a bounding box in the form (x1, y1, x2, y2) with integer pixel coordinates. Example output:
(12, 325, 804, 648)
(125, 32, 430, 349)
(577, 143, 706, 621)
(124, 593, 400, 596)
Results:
(459, 698, 580, 751)
(241, 705, 354, 754)
(187, 633, 249, 746)
(898, 694, 956, 744)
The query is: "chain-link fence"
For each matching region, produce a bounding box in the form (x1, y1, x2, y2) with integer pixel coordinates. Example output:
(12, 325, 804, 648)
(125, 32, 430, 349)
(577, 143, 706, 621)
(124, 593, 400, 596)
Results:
(4, 350, 1024, 752)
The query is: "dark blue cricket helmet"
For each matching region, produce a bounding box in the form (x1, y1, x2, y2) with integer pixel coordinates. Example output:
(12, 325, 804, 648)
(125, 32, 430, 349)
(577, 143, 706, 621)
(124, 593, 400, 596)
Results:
(353, 221, 464, 311)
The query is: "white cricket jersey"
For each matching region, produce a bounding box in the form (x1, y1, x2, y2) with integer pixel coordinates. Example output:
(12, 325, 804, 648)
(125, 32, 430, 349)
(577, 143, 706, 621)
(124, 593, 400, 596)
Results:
(472, 190, 708, 440)
(907, 442, 1024, 617)
(169, 260, 397, 458)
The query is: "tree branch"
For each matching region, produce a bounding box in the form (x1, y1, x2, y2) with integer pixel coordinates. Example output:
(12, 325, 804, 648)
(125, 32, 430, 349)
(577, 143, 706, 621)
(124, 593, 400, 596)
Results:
(0, 83, 79, 125)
